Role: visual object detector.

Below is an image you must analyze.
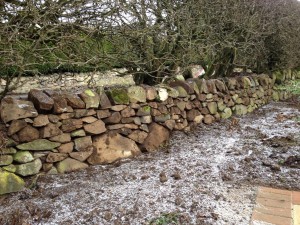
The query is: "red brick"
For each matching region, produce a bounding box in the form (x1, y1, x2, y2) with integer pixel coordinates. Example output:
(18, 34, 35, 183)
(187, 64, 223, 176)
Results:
(252, 211, 292, 225)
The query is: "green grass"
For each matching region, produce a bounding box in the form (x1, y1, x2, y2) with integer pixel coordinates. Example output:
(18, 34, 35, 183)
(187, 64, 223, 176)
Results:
(275, 79, 300, 95)
(149, 213, 180, 225)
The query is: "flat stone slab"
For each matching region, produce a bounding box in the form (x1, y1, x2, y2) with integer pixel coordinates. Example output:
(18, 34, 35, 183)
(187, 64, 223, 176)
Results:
(251, 187, 300, 225)
(0, 98, 38, 123)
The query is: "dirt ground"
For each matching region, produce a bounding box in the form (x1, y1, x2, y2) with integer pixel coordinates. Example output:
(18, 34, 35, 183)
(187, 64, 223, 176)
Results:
(0, 97, 299, 225)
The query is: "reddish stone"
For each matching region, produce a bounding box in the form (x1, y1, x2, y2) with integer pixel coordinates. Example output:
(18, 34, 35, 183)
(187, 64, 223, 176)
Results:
(49, 133, 71, 143)
(69, 146, 94, 162)
(52, 96, 69, 114)
(65, 94, 86, 109)
(121, 107, 135, 118)
(142, 123, 170, 152)
(61, 119, 83, 132)
(28, 89, 54, 111)
(103, 112, 121, 124)
(169, 81, 194, 94)
(203, 115, 215, 124)
(46, 152, 68, 163)
(8, 120, 27, 136)
(83, 120, 107, 135)
(48, 115, 60, 123)
(99, 92, 112, 109)
(187, 109, 201, 122)
(128, 130, 148, 144)
(40, 123, 62, 138)
(33, 115, 50, 127)
(18, 125, 40, 142)
(97, 110, 111, 119)
(58, 142, 74, 153)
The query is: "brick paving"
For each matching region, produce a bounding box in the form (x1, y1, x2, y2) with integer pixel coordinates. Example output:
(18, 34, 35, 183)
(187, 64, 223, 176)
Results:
(251, 187, 300, 225)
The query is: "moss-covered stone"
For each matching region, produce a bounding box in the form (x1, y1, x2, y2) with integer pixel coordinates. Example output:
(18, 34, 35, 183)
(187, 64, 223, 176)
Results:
(272, 91, 280, 101)
(109, 88, 130, 104)
(16, 139, 61, 151)
(273, 71, 285, 84)
(207, 102, 218, 114)
(13, 151, 34, 163)
(127, 86, 146, 103)
(234, 104, 248, 116)
(56, 158, 89, 173)
(79, 89, 100, 108)
(221, 108, 232, 119)
(0, 155, 13, 166)
(0, 147, 17, 154)
(15, 158, 42, 176)
(0, 171, 25, 195)
(154, 114, 171, 122)
(241, 77, 252, 89)
(2, 164, 16, 173)
(136, 106, 151, 116)
(71, 129, 86, 137)
(167, 87, 179, 98)
(175, 86, 188, 97)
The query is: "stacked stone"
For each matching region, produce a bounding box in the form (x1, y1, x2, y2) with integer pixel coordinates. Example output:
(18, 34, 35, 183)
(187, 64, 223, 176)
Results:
(0, 74, 293, 195)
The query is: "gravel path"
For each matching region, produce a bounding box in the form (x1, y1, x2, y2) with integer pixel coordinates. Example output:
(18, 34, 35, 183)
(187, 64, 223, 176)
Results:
(0, 98, 299, 225)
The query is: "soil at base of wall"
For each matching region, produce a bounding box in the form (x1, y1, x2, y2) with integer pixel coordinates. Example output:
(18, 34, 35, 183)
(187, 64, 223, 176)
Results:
(0, 97, 299, 225)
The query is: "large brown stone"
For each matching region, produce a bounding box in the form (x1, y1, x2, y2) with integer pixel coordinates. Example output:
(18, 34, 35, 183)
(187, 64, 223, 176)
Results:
(48, 115, 60, 123)
(52, 96, 69, 114)
(141, 85, 157, 101)
(169, 81, 194, 94)
(203, 114, 215, 124)
(0, 98, 38, 123)
(97, 109, 111, 119)
(99, 92, 112, 109)
(82, 116, 98, 123)
(103, 112, 121, 124)
(46, 153, 68, 163)
(56, 158, 89, 173)
(49, 133, 71, 143)
(33, 115, 50, 127)
(164, 120, 176, 130)
(187, 109, 201, 122)
(8, 120, 27, 136)
(18, 125, 40, 142)
(214, 79, 226, 92)
(128, 130, 148, 144)
(61, 119, 83, 132)
(87, 133, 141, 165)
(121, 107, 135, 118)
(83, 120, 107, 135)
(74, 136, 92, 151)
(40, 123, 62, 138)
(206, 80, 218, 93)
(69, 146, 94, 162)
(28, 89, 54, 111)
(142, 123, 170, 152)
(65, 94, 86, 109)
(58, 142, 74, 153)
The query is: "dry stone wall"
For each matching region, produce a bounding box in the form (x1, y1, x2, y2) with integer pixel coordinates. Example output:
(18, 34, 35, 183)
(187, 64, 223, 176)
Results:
(0, 74, 294, 195)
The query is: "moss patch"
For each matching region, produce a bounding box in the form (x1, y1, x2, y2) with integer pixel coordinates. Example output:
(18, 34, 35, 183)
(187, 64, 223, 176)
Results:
(109, 89, 129, 104)
(0, 171, 25, 195)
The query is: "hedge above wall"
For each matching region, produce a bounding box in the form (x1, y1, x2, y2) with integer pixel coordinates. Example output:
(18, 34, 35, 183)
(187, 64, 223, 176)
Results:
(0, 73, 294, 195)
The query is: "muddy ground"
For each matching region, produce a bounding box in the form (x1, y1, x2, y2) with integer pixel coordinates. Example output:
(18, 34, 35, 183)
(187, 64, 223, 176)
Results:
(0, 97, 299, 225)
